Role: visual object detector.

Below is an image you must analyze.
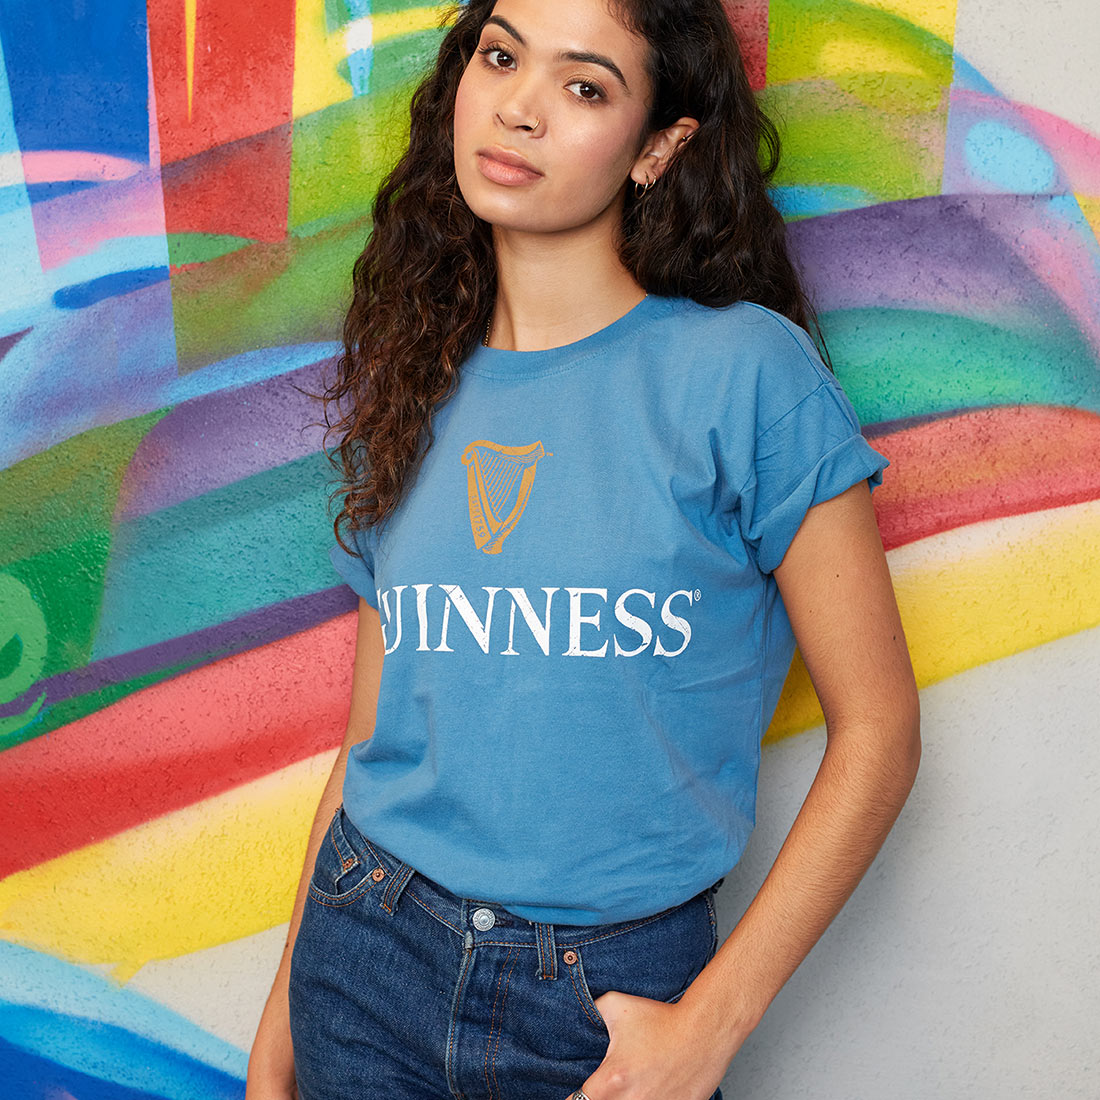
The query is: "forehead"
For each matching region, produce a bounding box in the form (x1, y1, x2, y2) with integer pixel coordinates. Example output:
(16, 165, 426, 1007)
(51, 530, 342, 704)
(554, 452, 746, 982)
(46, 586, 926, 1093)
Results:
(483, 0, 651, 85)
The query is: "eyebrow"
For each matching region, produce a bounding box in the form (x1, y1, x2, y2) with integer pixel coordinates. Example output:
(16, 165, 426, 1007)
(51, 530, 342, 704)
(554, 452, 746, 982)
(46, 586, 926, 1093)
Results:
(482, 15, 631, 93)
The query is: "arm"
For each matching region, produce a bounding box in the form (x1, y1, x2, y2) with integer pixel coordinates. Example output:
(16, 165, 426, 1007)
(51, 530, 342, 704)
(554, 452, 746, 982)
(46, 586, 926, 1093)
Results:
(578, 480, 920, 1098)
(246, 597, 385, 1100)
(678, 478, 921, 1046)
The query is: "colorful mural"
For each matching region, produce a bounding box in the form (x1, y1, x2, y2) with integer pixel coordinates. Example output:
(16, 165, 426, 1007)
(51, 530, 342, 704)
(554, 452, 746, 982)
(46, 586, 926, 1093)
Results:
(1, 1, 1097, 1097)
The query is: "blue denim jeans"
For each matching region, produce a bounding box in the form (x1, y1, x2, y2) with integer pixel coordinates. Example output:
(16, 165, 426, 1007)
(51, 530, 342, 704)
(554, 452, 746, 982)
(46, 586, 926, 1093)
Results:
(289, 803, 725, 1100)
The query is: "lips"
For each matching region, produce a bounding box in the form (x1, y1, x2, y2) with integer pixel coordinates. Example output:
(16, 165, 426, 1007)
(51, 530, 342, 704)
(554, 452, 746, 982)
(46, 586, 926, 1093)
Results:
(477, 146, 543, 175)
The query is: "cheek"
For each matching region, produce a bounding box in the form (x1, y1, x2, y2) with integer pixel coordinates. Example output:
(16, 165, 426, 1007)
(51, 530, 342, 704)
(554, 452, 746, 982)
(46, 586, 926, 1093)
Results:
(452, 70, 478, 144)
(561, 119, 641, 186)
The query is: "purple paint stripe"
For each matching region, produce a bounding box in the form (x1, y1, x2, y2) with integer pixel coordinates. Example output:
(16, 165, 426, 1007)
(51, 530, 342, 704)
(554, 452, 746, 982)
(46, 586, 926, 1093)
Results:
(0, 327, 32, 362)
(862, 406, 981, 439)
(0, 585, 357, 721)
(788, 192, 1086, 328)
(114, 354, 345, 522)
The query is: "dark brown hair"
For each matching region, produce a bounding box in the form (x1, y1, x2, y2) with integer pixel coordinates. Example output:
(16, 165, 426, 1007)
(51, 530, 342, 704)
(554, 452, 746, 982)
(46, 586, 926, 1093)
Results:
(321, 0, 830, 554)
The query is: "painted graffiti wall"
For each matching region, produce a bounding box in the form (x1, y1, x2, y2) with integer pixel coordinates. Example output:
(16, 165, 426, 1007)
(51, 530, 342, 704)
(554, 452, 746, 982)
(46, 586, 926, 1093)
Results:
(1, 1, 1097, 1097)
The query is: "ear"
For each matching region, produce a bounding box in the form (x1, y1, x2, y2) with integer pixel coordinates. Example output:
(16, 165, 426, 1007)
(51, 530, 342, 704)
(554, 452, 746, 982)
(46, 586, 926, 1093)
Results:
(629, 116, 700, 188)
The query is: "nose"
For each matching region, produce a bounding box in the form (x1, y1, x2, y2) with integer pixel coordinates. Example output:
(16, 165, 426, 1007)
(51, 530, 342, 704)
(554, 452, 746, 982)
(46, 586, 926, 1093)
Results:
(495, 75, 543, 133)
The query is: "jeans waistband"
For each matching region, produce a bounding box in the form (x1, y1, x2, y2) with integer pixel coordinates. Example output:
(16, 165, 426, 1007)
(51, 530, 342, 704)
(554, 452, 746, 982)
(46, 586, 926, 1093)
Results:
(336, 804, 713, 981)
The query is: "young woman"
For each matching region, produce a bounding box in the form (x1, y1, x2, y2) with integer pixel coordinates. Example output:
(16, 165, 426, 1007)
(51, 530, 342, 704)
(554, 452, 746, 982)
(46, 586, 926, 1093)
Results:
(246, 1, 921, 1098)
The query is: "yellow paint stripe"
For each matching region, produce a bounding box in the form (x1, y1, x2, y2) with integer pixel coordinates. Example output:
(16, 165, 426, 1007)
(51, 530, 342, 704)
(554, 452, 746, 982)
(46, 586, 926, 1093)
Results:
(292, 0, 352, 118)
(372, 7, 444, 42)
(293, 3, 447, 119)
(1076, 193, 1100, 244)
(0, 750, 337, 983)
(858, 0, 958, 44)
(767, 498, 1100, 742)
(185, 0, 197, 122)
(819, 37, 929, 78)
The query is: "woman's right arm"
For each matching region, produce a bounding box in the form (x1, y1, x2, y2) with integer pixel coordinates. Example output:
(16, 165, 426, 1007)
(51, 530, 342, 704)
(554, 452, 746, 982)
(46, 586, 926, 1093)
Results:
(245, 596, 385, 1100)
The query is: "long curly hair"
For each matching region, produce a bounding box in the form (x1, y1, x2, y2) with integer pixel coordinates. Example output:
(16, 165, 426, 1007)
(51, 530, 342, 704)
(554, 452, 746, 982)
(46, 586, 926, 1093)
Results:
(321, 0, 830, 554)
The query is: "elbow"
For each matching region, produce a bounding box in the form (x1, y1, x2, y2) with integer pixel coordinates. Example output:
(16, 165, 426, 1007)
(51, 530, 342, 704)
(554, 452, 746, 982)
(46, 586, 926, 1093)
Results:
(895, 692, 922, 786)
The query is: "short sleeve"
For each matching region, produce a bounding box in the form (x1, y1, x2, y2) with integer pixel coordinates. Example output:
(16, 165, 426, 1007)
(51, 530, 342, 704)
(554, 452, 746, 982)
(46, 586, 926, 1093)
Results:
(328, 529, 380, 608)
(736, 378, 890, 575)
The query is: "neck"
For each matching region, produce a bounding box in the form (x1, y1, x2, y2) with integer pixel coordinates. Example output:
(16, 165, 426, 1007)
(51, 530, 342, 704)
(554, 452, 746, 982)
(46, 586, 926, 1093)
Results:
(486, 211, 646, 351)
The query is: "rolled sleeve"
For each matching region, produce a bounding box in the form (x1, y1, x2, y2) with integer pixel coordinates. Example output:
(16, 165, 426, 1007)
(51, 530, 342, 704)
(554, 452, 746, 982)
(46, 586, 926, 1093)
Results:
(329, 534, 379, 608)
(737, 380, 890, 575)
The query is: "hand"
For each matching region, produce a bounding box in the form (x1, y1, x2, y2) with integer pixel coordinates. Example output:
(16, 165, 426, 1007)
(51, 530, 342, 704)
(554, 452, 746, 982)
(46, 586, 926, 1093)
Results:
(565, 989, 738, 1100)
(246, 984, 299, 1100)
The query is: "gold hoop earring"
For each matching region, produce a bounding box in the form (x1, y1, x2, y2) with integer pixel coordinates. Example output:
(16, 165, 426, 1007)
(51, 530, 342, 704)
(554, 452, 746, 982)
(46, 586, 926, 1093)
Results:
(633, 175, 655, 198)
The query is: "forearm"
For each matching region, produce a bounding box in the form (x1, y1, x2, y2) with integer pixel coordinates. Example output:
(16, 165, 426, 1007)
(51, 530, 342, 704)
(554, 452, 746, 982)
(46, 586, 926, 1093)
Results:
(679, 719, 921, 1050)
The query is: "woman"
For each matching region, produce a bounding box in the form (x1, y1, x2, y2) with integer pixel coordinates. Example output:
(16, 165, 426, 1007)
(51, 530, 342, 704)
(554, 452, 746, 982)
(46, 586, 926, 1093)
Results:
(246, 0, 921, 1098)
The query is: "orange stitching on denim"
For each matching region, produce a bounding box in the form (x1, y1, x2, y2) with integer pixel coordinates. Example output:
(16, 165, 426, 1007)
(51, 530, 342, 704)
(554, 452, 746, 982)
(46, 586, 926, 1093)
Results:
(359, 835, 392, 875)
(406, 888, 463, 936)
(446, 945, 475, 1100)
(306, 878, 380, 908)
(567, 952, 604, 1029)
(486, 945, 519, 1099)
(562, 908, 669, 948)
(482, 943, 513, 1097)
(326, 812, 341, 862)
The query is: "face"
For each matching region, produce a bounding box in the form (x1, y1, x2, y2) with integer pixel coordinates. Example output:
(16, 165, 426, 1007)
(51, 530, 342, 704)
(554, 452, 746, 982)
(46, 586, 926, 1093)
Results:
(452, 0, 657, 236)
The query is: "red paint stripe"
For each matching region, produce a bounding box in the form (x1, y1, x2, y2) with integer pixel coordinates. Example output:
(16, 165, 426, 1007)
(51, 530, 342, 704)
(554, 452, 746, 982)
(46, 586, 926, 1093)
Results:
(724, 0, 769, 91)
(148, 0, 297, 160)
(871, 405, 1100, 551)
(0, 614, 355, 878)
(160, 124, 292, 242)
(148, 0, 296, 241)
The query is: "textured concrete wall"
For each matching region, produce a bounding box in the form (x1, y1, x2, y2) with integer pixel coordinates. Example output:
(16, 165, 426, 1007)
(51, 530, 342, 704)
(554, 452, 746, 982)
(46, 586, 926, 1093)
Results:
(0, 2, 1097, 1097)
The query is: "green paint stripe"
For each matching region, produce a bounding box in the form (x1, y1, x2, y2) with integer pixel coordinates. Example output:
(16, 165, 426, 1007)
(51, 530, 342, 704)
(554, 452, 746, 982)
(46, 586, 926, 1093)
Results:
(821, 308, 1100, 424)
(90, 451, 338, 661)
(166, 233, 254, 267)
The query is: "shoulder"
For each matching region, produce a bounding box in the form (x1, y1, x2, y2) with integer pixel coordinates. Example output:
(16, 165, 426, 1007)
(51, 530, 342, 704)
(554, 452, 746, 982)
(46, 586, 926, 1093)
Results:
(651, 296, 841, 430)
(655, 296, 828, 373)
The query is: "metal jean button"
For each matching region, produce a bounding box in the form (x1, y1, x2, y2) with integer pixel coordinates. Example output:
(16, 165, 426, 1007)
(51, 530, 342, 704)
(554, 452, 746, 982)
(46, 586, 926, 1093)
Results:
(472, 907, 496, 931)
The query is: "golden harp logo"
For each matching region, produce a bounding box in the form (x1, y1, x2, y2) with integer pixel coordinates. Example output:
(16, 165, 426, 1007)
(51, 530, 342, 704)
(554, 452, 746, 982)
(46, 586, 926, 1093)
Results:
(461, 439, 552, 554)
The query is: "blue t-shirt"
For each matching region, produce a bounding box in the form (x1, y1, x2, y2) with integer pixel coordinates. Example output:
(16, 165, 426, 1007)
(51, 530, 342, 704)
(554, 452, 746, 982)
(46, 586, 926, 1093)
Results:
(329, 293, 889, 925)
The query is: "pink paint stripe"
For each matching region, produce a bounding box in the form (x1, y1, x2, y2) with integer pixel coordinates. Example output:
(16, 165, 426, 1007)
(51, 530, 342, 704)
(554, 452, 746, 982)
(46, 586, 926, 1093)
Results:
(21, 149, 146, 185)
(31, 164, 168, 270)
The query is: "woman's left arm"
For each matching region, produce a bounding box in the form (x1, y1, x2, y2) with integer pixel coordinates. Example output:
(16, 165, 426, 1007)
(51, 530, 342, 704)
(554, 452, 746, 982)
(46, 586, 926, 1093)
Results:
(577, 479, 921, 1099)
(680, 477, 921, 1043)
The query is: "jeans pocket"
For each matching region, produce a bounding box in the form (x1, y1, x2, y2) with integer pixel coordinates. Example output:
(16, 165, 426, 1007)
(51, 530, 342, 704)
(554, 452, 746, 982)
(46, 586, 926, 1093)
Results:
(703, 888, 719, 960)
(566, 891, 715, 1034)
(307, 804, 387, 907)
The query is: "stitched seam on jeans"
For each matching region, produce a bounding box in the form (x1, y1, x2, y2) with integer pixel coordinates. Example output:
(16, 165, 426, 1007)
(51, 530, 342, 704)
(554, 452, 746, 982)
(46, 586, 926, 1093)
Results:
(483, 944, 517, 1100)
(447, 949, 475, 1100)
(406, 888, 464, 936)
(561, 908, 670, 947)
(307, 879, 380, 908)
(568, 952, 604, 1029)
(487, 945, 519, 1099)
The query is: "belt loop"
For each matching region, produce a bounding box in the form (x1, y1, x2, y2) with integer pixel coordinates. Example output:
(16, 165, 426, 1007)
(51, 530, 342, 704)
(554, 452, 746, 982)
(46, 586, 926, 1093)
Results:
(535, 922, 558, 980)
(379, 861, 416, 914)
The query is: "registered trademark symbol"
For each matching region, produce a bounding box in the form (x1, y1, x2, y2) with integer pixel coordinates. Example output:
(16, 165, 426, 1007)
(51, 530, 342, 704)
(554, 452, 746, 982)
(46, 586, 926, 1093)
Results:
(694, 589, 702, 601)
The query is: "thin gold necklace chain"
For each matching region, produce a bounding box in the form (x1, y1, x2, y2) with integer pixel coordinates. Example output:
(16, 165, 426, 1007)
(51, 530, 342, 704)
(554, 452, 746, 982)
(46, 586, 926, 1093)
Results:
(483, 294, 649, 348)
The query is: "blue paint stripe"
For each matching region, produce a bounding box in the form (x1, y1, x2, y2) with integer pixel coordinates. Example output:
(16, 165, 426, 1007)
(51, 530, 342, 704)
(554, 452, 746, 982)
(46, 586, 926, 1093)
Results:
(54, 266, 171, 310)
(0, 0, 149, 161)
(0, 1016, 243, 1100)
(0, 941, 247, 1085)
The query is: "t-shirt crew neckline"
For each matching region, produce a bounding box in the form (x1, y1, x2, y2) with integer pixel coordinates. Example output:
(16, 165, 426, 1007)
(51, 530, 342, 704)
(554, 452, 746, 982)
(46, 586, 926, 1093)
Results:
(462, 291, 670, 380)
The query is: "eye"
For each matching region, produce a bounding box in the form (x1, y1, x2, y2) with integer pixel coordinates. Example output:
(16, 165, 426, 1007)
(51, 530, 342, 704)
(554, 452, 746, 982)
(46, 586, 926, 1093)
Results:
(477, 43, 515, 70)
(566, 80, 606, 104)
